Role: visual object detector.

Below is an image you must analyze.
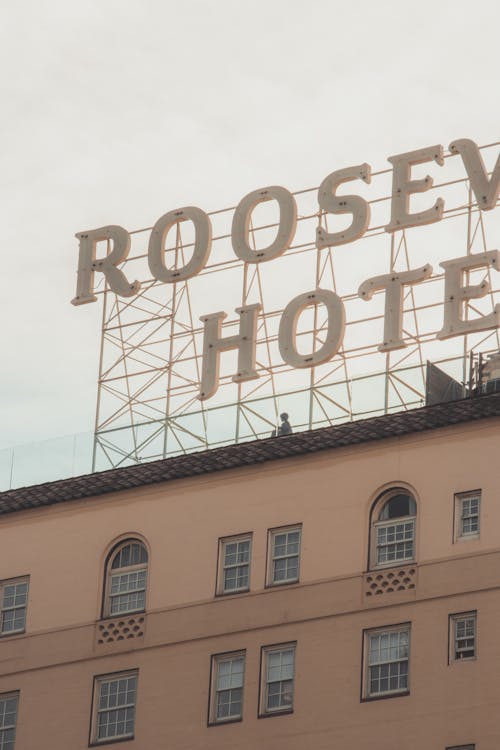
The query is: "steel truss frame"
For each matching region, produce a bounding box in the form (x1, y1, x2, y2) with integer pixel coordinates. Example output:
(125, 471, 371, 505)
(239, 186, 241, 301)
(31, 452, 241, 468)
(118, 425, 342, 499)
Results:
(92, 142, 500, 471)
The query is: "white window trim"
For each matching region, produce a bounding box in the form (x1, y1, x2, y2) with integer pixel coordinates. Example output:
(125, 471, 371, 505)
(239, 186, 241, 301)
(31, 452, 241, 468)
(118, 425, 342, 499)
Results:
(454, 491, 481, 543)
(259, 643, 296, 716)
(0, 577, 29, 637)
(209, 651, 246, 725)
(91, 670, 138, 745)
(369, 489, 418, 570)
(449, 611, 477, 663)
(0, 691, 19, 749)
(217, 534, 252, 596)
(363, 624, 411, 700)
(103, 542, 148, 619)
(371, 516, 416, 569)
(267, 525, 302, 587)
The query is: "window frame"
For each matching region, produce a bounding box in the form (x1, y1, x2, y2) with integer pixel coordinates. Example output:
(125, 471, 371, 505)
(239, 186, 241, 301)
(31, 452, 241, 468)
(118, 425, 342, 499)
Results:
(449, 611, 477, 663)
(208, 650, 246, 726)
(454, 491, 481, 542)
(102, 540, 149, 620)
(89, 669, 139, 746)
(258, 642, 296, 718)
(0, 690, 19, 750)
(266, 524, 302, 588)
(369, 489, 417, 570)
(0, 576, 29, 638)
(216, 533, 252, 596)
(362, 623, 411, 701)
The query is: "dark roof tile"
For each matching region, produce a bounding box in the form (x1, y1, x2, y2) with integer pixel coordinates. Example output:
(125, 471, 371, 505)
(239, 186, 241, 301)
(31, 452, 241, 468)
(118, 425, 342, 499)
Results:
(1, 393, 499, 516)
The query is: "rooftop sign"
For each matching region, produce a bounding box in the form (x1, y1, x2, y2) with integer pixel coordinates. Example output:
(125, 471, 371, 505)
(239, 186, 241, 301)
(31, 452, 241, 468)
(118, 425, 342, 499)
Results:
(73, 137, 500, 470)
(74, 138, 499, 403)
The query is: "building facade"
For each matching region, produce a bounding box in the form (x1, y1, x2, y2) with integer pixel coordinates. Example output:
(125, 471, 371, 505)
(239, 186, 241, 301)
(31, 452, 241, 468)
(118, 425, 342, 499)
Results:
(0, 394, 499, 749)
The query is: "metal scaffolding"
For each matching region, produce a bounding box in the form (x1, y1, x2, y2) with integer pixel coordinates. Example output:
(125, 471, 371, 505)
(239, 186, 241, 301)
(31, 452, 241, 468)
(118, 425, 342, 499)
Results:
(91, 142, 500, 471)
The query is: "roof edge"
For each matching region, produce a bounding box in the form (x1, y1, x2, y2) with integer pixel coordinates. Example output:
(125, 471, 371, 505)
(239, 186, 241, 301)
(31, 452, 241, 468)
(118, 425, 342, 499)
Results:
(1, 392, 500, 516)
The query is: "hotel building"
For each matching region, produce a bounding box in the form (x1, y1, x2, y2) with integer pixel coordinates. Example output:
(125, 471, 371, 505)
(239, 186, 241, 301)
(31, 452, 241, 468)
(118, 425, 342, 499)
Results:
(0, 391, 499, 749)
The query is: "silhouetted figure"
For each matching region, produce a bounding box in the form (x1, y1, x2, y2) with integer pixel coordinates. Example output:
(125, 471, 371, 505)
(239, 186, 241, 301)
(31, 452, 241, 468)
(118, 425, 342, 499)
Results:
(278, 412, 292, 435)
(271, 412, 292, 437)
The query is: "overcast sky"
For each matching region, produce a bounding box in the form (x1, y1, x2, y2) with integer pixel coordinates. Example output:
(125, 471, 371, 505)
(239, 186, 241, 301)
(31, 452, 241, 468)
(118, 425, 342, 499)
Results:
(1, 0, 500, 455)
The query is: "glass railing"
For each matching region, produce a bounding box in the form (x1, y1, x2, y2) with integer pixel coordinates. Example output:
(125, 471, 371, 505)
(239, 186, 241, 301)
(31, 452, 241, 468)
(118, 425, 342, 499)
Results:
(0, 432, 94, 492)
(0, 353, 476, 492)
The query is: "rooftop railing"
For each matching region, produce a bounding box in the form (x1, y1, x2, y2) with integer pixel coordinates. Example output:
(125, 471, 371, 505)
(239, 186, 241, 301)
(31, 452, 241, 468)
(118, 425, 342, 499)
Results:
(0, 352, 490, 492)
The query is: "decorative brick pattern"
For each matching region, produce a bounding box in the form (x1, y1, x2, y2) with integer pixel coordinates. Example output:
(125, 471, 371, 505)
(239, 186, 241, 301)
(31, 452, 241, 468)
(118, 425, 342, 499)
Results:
(96, 615, 145, 645)
(365, 566, 416, 597)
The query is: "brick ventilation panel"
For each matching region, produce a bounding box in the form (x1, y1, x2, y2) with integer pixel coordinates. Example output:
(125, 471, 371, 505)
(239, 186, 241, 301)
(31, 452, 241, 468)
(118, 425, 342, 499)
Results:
(96, 615, 145, 644)
(365, 566, 416, 596)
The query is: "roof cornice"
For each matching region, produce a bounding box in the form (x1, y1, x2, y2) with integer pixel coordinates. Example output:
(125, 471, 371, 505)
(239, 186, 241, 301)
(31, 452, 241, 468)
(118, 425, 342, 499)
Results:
(1, 392, 500, 516)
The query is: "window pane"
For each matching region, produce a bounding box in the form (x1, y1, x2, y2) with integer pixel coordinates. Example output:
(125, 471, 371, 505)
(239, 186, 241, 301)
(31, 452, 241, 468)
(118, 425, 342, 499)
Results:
(224, 540, 249, 567)
(367, 629, 410, 696)
(216, 687, 242, 718)
(111, 542, 147, 570)
(236, 542, 250, 563)
(273, 534, 287, 556)
(3, 583, 28, 610)
(273, 530, 301, 560)
(0, 693, 18, 750)
(461, 497, 480, 535)
(267, 679, 294, 709)
(264, 648, 295, 712)
(97, 676, 137, 740)
(377, 520, 414, 564)
(379, 494, 416, 520)
(1, 609, 26, 634)
(454, 614, 476, 659)
(273, 551, 299, 582)
(223, 565, 248, 591)
(0, 727, 16, 750)
(214, 655, 245, 721)
(271, 529, 301, 587)
(216, 658, 244, 690)
(0, 695, 18, 729)
(224, 543, 237, 566)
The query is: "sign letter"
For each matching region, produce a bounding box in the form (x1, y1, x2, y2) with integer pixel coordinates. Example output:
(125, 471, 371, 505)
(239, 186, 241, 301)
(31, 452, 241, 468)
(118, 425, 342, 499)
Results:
(199, 305, 261, 400)
(437, 251, 500, 339)
(385, 145, 444, 232)
(358, 265, 432, 351)
(148, 206, 212, 283)
(316, 163, 371, 248)
(71, 225, 139, 306)
(278, 289, 345, 368)
(232, 186, 297, 262)
(450, 138, 500, 211)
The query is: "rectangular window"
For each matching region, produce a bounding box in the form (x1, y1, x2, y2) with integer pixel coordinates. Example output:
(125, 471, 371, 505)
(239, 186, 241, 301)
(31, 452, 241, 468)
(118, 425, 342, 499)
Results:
(109, 570, 147, 615)
(91, 671, 138, 744)
(364, 625, 410, 699)
(450, 612, 477, 661)
(455, 491, 481, 541)
(376, 520, 415, 565)
(260, 644, 296, 716)
(217, 534, 252, 595)
(0, 579, 29, 636)
(268, 526, 301, 586)
(0, 692, 19, 750)
(209, 652, 245, 724)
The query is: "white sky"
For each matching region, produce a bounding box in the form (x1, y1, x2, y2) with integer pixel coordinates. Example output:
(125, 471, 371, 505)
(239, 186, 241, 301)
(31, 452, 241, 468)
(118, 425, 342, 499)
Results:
(1, 0, 500, 451)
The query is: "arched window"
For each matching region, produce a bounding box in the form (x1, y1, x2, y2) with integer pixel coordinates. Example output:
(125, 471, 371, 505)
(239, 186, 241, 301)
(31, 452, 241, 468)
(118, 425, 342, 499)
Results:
(104, 540, 148, 617)
(370, 490, 417, 569)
